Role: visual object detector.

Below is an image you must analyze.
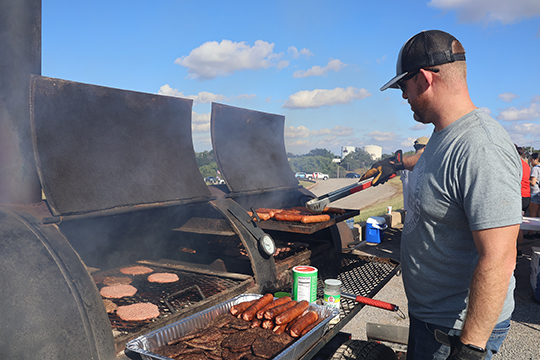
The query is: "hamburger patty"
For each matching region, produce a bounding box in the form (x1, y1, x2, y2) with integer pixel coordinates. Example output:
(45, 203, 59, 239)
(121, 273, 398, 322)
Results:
(119, 265, 154, 275)
(117, 302, 160, 321)
(147, 272, 180, 283)
(102, 299, 118, 313)
(100, 284, 137, 298)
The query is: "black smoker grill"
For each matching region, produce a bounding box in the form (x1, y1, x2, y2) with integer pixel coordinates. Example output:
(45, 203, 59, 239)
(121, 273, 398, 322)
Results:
(0, 2, 399, 359)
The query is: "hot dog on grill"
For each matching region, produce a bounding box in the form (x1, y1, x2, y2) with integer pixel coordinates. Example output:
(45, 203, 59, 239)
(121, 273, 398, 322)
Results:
(274, 214, 304, 222)
(264, 300, 297, 320)
(230, 300, 256, 316)
(300, 215, 331, 224)
(242, 293, 274, 321)
(275, 300, 309, 325)
(256, 296, 292, 319)
(247, 212, 272, 221)
(289, 310, 319, 337)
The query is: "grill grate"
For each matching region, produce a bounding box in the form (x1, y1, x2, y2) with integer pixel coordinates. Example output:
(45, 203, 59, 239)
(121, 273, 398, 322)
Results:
(94, 265, 244, 334)
(314, 255, 398, 324)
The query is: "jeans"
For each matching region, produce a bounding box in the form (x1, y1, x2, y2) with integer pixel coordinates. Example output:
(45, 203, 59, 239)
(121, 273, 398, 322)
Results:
(407, 314, 511, 360)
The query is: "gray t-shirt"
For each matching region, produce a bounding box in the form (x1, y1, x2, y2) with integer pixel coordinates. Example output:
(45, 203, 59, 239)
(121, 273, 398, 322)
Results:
(402, 109, 522, 329)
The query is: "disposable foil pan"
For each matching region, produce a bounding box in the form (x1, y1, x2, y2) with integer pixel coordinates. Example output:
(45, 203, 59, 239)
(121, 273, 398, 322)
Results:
(126, 294, 339, 360)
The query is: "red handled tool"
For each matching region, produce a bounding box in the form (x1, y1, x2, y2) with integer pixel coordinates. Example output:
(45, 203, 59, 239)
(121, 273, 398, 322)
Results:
(341, 292, 405, 319)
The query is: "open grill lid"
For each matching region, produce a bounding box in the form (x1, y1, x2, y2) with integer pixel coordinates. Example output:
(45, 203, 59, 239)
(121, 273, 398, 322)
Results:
(211, 103, 299, 195)
(30, 76, 212, 217)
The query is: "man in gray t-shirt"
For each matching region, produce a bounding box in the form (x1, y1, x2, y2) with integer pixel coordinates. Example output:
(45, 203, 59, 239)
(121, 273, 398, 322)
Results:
(369, 30, 522, 360)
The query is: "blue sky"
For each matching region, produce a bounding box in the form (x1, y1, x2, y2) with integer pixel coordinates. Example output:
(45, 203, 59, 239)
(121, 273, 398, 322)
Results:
(42, 1, 540, 155)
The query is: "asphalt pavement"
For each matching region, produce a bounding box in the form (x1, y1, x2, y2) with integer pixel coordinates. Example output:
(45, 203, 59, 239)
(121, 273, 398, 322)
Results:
(303, 176, 540, 359)
(308, 178, 398, 210)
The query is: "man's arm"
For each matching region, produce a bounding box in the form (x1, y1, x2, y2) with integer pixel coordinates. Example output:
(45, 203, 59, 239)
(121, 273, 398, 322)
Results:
(460, 225, 518, 348)
(403, 151, 423, 170)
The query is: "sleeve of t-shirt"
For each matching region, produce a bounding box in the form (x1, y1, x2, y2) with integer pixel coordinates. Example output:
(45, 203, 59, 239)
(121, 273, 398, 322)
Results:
(532, 166, 540, 179)
(460, 143, 522, 231)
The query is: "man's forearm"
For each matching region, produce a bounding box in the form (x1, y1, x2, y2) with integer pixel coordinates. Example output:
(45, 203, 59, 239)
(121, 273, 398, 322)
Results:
(460, 225, 518, 348)
(403, 152, 422, 170)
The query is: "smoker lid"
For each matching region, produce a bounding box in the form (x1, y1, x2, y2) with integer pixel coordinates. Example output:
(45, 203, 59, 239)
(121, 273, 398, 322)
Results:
(211, 103, 298, 194)
(30, 76, 212, 216)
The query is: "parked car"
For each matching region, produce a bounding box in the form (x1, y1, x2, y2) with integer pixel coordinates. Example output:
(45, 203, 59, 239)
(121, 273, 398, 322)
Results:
(309, 172, 329, 180)
(345, 172, 361, 178)
(295, 172, 307, 179)
(204, 176, 225, 184)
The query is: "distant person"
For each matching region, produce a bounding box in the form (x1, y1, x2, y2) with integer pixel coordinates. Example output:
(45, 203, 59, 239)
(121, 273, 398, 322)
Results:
(526, 153, 540, 238)
(364, 29, 521, 359)
(515, 145, 530, 252)
(401, 136, 428, 212)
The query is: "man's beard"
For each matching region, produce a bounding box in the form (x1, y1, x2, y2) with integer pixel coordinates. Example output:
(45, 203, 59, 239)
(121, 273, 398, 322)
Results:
(411, 87, 430, 124)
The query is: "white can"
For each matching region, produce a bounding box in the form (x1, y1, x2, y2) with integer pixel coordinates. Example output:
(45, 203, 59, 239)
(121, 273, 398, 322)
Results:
(387, 206, 392, 214)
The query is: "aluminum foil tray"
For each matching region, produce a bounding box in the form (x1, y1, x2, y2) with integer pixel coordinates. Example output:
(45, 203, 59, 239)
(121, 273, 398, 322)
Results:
(126, 293, 339, 360)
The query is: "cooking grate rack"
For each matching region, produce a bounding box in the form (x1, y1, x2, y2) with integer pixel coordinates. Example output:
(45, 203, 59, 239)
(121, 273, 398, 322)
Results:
(93, 265, 249, 334)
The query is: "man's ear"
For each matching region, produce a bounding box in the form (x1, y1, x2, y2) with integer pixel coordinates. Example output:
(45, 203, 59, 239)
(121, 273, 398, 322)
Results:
(419, 68, 435, 87)
(416, 68, 435, 93)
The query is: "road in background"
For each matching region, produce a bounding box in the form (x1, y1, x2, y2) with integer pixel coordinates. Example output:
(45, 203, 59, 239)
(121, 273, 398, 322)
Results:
(307, 179, 398, 211)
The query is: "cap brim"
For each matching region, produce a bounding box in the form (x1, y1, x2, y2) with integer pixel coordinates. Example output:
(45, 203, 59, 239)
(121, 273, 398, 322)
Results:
(380, 72, 409, 91)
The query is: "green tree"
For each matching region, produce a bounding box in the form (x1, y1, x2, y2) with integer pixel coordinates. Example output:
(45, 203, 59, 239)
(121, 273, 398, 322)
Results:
(306, 148, 335, 158)
(289, 155, 338, 177)
(340, 148, 374, 171)
(196, 150, 216, 167)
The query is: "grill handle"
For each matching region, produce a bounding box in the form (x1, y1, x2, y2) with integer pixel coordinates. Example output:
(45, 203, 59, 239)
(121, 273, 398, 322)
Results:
(341, 292, 405, 319)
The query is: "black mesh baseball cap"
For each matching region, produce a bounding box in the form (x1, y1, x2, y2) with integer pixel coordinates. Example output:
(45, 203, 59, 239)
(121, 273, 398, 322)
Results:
(380, 30, 466, 91)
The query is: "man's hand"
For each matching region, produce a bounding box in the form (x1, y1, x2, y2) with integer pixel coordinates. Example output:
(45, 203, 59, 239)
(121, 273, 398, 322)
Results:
(435, 330, 487, 360)
(361, 150, 404, 186)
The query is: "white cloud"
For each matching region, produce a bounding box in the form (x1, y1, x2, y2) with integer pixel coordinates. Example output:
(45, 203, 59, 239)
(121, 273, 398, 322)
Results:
(368, 131, 397, 142)
(175, 40, 285, 80)
(158, 85, 255, 104)
(283, 87, 371, 109)
(428, 0, 540, 24)
(293, 59, 347, 78)
(479, 106, 492, 115)
(497, 101, 540, 121)
(498, 92, 519, 102)
(284, 125, 354, 139)
(376, 55, 387, 65)
(192, 112, 210, 133)
(159, 85, 226, 104)
(410, 123, 429, 131)
(288, 46, 314, 59)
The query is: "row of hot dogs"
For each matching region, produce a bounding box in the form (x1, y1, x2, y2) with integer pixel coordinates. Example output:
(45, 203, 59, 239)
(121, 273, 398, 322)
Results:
(230, 294, 323, 338)
(247, 207, 345, 224)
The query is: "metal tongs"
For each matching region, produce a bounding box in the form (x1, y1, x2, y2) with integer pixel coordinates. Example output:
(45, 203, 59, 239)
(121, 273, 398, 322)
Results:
(305, 176, 375, 213)
(305, 173, 397, 213)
